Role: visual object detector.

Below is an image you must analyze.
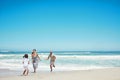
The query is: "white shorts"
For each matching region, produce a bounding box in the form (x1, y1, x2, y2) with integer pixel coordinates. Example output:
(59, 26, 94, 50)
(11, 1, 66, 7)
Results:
(23, 66, 28, 70)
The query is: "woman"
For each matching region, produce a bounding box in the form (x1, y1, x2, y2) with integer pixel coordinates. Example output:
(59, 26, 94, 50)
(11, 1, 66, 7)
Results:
(31, 49, 40, 73)
(47, 51, 56, 72)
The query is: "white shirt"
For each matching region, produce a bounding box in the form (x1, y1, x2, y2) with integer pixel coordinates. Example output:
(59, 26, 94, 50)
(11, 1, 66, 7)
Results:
(23, 58, 29, 66)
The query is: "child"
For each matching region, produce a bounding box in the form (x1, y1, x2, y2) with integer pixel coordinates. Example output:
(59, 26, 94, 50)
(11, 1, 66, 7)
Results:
(23, 54, 30, 76)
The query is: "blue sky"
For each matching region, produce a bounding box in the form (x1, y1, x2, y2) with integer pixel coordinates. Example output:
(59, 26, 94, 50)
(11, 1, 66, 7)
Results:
(0, 0, 120, 51)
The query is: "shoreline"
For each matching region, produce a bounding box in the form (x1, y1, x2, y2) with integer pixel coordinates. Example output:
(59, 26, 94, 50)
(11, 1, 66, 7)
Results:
(0, 67, 120, 80)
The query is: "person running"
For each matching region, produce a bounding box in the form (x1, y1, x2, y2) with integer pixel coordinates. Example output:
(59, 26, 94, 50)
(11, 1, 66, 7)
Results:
(46, 51, 56, 72)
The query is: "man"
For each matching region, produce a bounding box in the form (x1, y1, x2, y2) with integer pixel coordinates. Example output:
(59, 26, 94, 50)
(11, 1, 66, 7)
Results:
(47, 51, 56, 72)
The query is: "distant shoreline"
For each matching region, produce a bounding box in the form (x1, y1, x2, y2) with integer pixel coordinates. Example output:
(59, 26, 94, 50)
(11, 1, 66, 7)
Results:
(0, 50, 120, 53)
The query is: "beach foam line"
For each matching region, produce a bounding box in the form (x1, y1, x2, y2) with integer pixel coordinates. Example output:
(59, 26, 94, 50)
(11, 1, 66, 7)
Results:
(55, 55, 120, 59)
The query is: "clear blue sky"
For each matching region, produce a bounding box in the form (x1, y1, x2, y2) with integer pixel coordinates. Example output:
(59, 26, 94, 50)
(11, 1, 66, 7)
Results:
(0, 0, 120, 51)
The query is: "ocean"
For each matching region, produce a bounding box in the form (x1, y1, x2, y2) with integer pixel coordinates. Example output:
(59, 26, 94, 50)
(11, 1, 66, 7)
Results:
(0, 51, 120, 71)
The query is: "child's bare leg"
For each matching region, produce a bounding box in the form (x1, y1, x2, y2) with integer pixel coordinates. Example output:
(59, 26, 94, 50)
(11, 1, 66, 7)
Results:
(27, 69, 29, 75)
(25, 69, 29, 75)
(23, 70, 26, 75)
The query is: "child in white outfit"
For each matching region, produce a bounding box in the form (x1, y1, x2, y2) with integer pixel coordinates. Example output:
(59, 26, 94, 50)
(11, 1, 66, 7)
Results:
(23, 54, 30, 76)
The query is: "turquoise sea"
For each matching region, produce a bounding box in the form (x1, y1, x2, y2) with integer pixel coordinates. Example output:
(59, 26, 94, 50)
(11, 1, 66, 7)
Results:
(0, 51, 120, 71)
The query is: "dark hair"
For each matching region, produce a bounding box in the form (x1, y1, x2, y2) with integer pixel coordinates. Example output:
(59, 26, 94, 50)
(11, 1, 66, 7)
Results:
(49, 51, 52, 57)
(24, 54, 28, 58)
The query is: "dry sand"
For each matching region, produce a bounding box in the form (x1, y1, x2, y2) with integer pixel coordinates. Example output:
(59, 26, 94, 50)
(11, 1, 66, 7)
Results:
(0, 68, 120, 80)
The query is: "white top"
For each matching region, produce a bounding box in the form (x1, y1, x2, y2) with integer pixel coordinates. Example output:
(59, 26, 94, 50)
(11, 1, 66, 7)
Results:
(23, 58, 29, 66)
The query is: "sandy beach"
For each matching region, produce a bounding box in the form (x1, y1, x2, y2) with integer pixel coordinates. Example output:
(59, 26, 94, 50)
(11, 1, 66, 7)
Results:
(0, 68, 120, 80)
